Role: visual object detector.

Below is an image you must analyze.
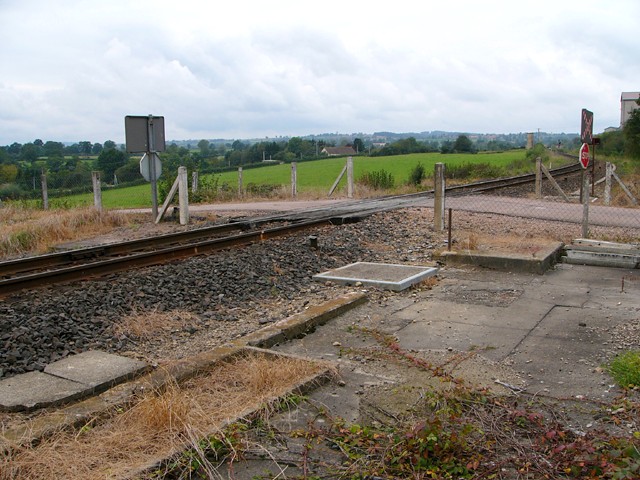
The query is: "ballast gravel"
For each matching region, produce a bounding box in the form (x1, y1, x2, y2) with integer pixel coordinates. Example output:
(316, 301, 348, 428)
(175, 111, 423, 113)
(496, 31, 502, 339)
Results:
(1, 207, 639, 379)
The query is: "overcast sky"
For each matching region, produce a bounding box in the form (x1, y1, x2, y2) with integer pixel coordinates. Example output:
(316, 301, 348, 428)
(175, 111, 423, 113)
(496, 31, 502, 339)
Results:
(1, 0, 638, 145)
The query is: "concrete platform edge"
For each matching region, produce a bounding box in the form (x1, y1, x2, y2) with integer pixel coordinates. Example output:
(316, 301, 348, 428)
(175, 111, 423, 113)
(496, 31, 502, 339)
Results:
(0, 292, 365, 448)
(438, 242, 564, 274)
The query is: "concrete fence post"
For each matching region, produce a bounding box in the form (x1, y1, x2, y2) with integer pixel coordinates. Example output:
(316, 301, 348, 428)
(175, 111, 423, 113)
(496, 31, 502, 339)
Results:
(604, 162, 613, 206)
(346, 156, 354, 198)
(192, 171, 199, 193)
(41, 171, 49, 210)
(434, 163, 445, 231)
(535, 157, 542, 198)
(178, 166, 189, 225)
(291, 162, 297, 198)
(92, 171, 102, 211)
(238, 167, 243, 198)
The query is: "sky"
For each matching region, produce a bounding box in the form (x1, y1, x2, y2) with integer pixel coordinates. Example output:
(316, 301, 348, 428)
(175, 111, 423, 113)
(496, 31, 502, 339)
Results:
(1, 0, 638, 145)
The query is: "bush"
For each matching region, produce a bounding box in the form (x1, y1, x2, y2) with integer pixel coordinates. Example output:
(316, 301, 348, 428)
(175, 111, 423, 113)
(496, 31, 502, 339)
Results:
(115, 160, 144, 183)
(358, 169, 394, 190)
(446, 162, 502, 180)
(408, 163, 426, 185)
(0, 183, 27, 200)
(245, 183, 281, 197)
(525, 143, 549, 163)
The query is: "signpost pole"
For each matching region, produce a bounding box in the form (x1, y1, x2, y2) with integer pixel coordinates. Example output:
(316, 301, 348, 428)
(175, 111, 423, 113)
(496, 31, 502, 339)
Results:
(579, 142, 591, 238)
(591, 142, 596, 196)
(582, 170, 589, 238)
(147, 115, 158, 220)
(579, 109, 594, 238)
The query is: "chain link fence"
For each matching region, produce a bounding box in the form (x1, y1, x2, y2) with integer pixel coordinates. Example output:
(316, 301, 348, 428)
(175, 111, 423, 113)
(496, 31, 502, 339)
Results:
(443, 159, 640, 242)
(0, 166, 148, 209)
(2, 156, 640, 243)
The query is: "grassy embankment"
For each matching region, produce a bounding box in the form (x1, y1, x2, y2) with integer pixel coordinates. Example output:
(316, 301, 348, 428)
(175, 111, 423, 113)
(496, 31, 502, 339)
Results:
(50, 151, 534, 209)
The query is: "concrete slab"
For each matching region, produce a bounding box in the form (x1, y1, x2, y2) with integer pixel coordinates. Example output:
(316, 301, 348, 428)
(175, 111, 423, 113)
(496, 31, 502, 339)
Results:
(44, 350, 148, 391)
(439, 242, 563, 274)
(0, 371, 86, 412)
(506, 305, 621, 399)
(396, 318, 529, 362)
(313, 262, 438, 291)
(0, 351, 149, 412)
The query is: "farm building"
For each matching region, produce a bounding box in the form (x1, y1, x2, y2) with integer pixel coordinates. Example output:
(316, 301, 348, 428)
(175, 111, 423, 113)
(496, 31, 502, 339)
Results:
(620, 91, 640, 127)
(321, 146, 357, 156)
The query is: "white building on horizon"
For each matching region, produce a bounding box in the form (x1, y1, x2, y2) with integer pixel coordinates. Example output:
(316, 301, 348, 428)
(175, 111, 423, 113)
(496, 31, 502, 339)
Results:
(621, 91, 640, 127)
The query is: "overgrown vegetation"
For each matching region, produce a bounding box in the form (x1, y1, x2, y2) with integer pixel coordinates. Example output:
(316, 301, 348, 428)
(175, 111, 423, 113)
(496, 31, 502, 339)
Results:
(235, 329, 639, 479)
(608, 350, 640, 389)
(1, 353, 327, 479)
(0, 206, 127, 258)
(408, 162, 426, 185)
(357, 169, 395, 190)
(446, 162, 503, 180)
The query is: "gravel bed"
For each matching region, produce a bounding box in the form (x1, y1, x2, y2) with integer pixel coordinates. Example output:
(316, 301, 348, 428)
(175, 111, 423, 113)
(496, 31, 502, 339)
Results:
(1, 206, 639, 379)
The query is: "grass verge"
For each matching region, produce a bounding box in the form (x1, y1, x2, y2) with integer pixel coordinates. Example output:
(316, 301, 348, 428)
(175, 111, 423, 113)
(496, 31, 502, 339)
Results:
(1, 352, 329, 479)
(0, 206, 127, 258)
(609, 350, 640, 389)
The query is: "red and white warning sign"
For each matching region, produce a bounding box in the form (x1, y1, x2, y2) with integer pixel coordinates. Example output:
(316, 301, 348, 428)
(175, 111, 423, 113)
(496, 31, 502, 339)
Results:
(579, 142, 590, 169)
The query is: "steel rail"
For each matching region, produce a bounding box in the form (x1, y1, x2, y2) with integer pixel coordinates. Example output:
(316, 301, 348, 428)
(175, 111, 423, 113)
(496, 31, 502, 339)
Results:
(0, 160, 583, 296)
(445, 162, 582, 195)
(0, 217, 334, 297)
(0, 221, 252, 277)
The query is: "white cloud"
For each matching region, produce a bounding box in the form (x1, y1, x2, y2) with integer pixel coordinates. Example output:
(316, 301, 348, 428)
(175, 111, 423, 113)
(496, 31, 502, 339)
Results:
(0, 0, 638, 144)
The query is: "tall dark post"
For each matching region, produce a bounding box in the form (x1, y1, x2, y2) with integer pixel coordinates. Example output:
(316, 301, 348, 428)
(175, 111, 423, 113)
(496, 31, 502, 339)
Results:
(591, 142, 596, 197)
(147, 115, 158, 220)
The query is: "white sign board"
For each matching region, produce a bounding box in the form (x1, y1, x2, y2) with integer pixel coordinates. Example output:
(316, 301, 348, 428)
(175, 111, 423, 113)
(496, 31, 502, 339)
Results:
(139, 153, 162, 181)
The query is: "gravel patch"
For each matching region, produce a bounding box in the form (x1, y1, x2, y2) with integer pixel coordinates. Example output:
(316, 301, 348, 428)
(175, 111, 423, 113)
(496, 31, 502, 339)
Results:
(1, 207, 639, 380)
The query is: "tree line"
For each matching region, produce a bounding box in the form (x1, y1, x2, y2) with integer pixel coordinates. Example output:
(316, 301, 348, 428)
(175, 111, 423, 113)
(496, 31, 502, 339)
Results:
(2, 114, 639, 202)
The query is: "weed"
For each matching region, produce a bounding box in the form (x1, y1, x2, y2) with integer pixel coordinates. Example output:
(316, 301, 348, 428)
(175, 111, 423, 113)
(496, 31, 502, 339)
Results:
(0, 206, 127, 258)
(1, 353, 327, 479)
(357, 169, 394, 190)
(462, 232, 479, 251)
(608, 350, 640, 389)
(408, 162, 426, 185)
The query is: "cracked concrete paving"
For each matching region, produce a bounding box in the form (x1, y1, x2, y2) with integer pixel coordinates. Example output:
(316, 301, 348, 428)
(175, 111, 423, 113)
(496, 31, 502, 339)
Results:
(212, 262, 640, 478)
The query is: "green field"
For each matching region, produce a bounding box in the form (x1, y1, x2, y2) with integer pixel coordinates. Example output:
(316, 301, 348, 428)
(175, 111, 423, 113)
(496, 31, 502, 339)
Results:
(46, 151, 532, 209)
(214, 151, 527, 190)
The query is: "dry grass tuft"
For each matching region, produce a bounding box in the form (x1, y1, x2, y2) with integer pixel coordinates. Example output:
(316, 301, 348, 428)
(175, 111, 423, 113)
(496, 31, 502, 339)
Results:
(461, 232, 479, 251)
(113, 309, 201, 340)
(1, 352, 328, 480)
(0, 206, 127, 258)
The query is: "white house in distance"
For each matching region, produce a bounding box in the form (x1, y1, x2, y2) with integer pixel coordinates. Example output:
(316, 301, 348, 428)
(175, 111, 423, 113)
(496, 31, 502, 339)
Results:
(620, 92, 640, 127)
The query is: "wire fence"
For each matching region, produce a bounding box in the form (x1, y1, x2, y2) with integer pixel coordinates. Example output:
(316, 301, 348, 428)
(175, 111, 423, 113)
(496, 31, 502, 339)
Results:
(2, 158, 639, 241)
(0, 168, 148, 209)
(444, 160, 640, 241)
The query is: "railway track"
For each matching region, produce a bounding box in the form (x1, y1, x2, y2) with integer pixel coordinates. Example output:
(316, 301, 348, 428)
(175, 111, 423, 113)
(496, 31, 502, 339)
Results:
(0, 160, 583, 297)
